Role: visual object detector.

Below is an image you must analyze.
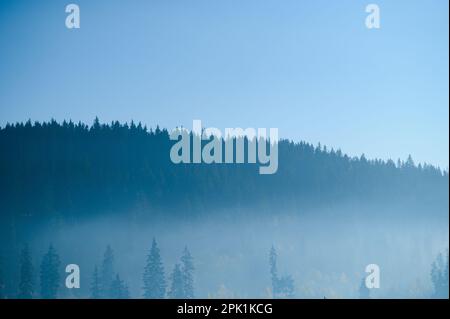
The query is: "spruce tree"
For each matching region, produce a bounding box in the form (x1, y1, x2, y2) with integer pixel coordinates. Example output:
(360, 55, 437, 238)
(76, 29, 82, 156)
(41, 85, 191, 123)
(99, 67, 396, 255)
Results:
(90, 266, 101, 299)
(110, 274, 130, 299)
(444, 251, 449, 295)
(168, 264, 184, 299)
(40, 245, 61, 299)
(269, 246, 278, 297)
(18, 244, 34, 299)
(143, 238, 166, 298)
(181, 247, 194, 298)
(431, 250, 449, 298)
(100, 245, 115, 298)
(269, 246, 294, 298)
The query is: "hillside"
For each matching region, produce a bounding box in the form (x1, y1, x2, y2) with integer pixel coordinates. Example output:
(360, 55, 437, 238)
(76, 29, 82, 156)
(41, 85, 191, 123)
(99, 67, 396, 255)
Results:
(0, 119, 447, 223)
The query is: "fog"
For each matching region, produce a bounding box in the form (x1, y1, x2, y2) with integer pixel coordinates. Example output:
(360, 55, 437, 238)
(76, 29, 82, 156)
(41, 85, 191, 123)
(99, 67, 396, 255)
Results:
(15, 202, 448, 299)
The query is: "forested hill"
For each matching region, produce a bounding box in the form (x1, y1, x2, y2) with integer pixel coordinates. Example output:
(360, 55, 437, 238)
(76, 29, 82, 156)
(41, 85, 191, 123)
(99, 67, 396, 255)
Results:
(0, 119, 448, 223)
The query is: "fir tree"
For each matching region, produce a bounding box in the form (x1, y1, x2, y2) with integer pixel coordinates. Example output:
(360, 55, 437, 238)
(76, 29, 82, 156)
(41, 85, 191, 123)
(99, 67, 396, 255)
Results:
(40, 245, 61, 299)
(100, 245, 115, 298)
(269, 246, 278, 295)
(18, 244, 34, 299)
(269, 246, 294, 298)
(431, 250, 449, 298)
(90, 265, 101, 299)
(168, 264, 184, 299)
(181, 247, 194, 298)
(143, 238, 166, 298)
(110, 274, 130, 299)
(444, 251, 450, 295)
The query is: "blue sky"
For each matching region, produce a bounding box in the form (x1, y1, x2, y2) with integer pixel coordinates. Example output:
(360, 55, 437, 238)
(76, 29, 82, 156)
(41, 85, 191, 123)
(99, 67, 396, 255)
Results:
(0, 0, 448, 168)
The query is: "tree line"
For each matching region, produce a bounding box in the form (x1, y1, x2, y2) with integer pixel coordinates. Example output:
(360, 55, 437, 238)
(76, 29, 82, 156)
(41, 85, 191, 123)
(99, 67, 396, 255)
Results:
(1, 245, 447, 299)
(0, 119, 447, 226)
(0, 119, 447, 262)
(0, 239, 194, 299)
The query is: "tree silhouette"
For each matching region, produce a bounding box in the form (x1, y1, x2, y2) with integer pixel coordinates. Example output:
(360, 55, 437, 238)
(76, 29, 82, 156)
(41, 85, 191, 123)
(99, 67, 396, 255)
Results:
(143, 238, 166, 298)
(168, 264, 184, 299)
(100, 245, 115, 298)
(181, 246, 194, 298)
(40, 245, 61, 299)
(0, 119, 446, 234)
(90, 265, 101, 299)
(431, 250, 449, 298)
(18, 244, 34, 299)
(269, 246, 294, 298)
(110, 274, 130, 299)
(269, 246, 278, 296)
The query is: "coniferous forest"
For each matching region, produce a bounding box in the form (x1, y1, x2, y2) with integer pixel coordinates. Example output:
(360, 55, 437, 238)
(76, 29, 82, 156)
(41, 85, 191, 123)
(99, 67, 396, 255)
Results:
(0, 119, 448, 299)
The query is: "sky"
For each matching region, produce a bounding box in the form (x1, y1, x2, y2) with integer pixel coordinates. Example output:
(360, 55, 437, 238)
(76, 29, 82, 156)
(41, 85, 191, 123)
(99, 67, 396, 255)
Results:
(0, 0, 448, 169)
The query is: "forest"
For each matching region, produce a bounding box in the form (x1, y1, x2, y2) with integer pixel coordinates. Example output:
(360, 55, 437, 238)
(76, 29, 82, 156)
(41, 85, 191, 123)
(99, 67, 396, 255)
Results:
(0, 119, 448, 298)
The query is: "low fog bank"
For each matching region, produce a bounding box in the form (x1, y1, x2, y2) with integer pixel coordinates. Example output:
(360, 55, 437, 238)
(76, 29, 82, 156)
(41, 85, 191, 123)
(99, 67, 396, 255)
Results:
(4, 204, 447, 299)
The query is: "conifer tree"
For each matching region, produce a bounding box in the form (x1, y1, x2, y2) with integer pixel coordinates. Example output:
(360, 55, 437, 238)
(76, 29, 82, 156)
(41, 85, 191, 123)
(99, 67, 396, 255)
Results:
(100, 245, 115, 298)
(269, 246, 278, 297)
(40, 245, 61, 299)
(168, 264, 184, 299)
(143, 238, 166, 298)
(90, 265, 101, 299)
(269, 246, 294, 298)
(181, 247, 194, 298)
(110, 274, 130, 299)
(431, 250, 449, 298)
(18, 244, 34, 299)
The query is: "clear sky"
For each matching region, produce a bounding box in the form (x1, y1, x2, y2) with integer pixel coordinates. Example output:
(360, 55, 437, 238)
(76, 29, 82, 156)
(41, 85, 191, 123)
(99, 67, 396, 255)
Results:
(0, 0, 448, 169)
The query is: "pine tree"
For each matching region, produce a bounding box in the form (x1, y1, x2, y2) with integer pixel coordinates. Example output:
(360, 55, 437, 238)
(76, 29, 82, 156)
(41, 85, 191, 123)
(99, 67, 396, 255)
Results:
(358, 277, 370, 299)
(444, 251, 449, 294)
(269, 246, 278, 297)
(269, 246, 294, 298)
(90, 266, 101, 299)
(18, 244, 34, 299)
(40, 245, 61, 299)
(100, 245, 115, 298)
(181, 247, 194, 298)
(110, 274, 130, 299)
(143, 238, 166, 298)
(168, 264, 184, 299)
(431, 250, 449, 298)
